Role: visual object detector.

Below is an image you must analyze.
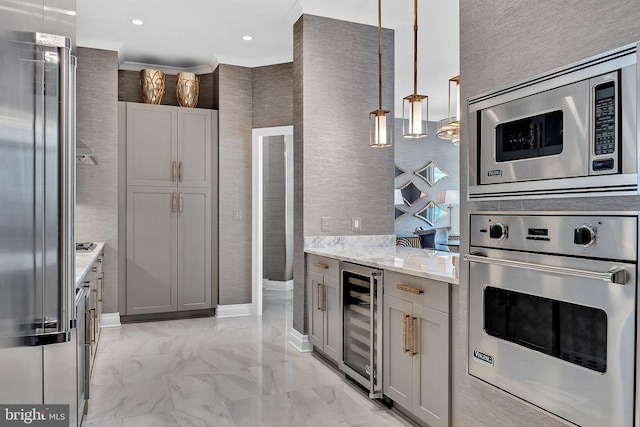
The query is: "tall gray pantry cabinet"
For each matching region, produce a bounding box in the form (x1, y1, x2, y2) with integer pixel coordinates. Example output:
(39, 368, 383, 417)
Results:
(124, 103, 217, 315)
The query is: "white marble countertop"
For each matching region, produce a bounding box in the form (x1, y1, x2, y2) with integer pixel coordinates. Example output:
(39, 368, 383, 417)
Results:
(75, 242, 105, 288)
(305, 246, 459, 285)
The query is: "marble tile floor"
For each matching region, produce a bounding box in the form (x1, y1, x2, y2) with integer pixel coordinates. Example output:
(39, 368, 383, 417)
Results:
(84, 290, 417, 427)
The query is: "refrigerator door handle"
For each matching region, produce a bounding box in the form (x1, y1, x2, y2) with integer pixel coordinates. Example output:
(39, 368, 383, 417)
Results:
(31, 35, 74, 345)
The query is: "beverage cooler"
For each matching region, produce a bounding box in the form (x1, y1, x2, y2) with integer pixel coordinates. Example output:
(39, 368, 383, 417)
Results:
(339, 262, 383, 398)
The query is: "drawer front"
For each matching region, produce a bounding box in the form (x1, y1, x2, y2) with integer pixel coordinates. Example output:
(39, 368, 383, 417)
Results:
(307, 254, 340, 278)
(384, 270, 449, 313)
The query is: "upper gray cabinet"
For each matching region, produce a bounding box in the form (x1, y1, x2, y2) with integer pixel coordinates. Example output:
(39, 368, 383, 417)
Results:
(126, 103, 211, 188)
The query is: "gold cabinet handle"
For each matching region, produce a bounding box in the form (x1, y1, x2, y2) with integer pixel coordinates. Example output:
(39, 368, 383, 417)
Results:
(178, 162, 183, 182)
(397, 284, 423, 295)
(91, 267, 98, 273)
(172, 161, 177, 181)
(172, 192, 177, 212)
(402, 314, 410, 353)
(315, 281, 322, 310)
(321, 284, 327, 311)
(101, 272, 105, 300)
(409, 316, 418, 356)
(178, 192, 183, 213)
(315, 263, 329, 270)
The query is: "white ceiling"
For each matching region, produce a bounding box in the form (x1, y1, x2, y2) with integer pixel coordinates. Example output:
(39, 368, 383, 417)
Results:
(77, 0, 459, 119)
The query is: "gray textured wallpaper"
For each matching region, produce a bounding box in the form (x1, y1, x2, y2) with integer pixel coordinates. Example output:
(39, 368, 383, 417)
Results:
(458, 1, 640, 426)
(293, 14, 394, 334)
(75, 47, 119, 313)
(217, 64, 253, 305)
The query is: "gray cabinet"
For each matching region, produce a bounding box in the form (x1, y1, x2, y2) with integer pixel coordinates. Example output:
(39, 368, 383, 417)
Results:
(307, 254, 341, 363)
(127, 187, 178, 314)
(126, 104, 211, 188)
(383, 270, 450, 427)
(177, 188, 212, 311)
(125, 103, 215, 315)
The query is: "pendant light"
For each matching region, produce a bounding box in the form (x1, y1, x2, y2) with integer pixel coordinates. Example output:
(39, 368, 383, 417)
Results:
(436, 75, 460, 145)
(370, 0, 393, 148)
(402, 0, 428, 138)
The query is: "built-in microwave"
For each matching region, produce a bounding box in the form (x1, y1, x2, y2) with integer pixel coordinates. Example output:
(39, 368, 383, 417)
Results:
(468, 43, 638, 200)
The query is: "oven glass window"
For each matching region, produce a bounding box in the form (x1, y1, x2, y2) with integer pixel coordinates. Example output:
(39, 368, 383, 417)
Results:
(484, 286, 607, 372)
(495, 110, 563, 162)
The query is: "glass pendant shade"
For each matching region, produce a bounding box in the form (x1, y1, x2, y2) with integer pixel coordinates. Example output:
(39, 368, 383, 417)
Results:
(436, 75, 461, 145)
(370, 109, 393, 147)
(402, 94, 428, 137)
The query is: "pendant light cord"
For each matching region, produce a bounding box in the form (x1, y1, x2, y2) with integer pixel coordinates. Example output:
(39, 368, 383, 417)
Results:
(413, 0, 418, 95)
(378, 0, 383, 111)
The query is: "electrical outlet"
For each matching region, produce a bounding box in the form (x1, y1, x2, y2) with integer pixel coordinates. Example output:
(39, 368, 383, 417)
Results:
(321, 217, 331, 232)
(352, 217, 362, 231)
(233, 208, 241, 221)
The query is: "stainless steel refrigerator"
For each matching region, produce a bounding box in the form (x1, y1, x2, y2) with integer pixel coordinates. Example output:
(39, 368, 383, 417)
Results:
(0, 30, 77, 423)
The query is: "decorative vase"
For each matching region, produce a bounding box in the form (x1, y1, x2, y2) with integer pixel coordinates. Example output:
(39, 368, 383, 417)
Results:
(176, 72, 200, 108)
(140, 69, 166, 104)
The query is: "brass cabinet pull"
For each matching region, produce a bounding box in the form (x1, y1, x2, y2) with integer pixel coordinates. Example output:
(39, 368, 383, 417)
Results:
(91, 267, 98, 273)
(321, 284, 327, 311)
(408, 316, 415, 356)
(172, 192, 177, 212)
(402, 314, 410, 353)
(178, 162, 183, 182)
(172, 161, 177, 181)
(314, 263, 329, 270)
(397, 284, 423, 295)
(315, 281, 321, 310)
(410, 316, 418, 356)
(179, 192, 183, 213)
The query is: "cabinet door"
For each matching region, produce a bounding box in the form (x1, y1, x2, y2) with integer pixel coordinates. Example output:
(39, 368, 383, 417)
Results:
(413, 304, 450, 427)
(383, 294, 414, 410)
(127, 186, 178, 314)
(177, 188, 212, 311)
(127, 103, 178, 187)
(323, 269, 341, 363)
(178, 108, 211, 187)
(308, 270, 325, 350)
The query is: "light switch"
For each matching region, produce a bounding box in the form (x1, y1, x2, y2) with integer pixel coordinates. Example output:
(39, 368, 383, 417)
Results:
(321, 217, 330, 232)
(233, 208, 241, 220)
(352, 217, 362, 231)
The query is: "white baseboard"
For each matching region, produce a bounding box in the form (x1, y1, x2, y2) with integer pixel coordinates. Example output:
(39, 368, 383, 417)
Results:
(288, 328, 312, 353)
(100, 312, 121, 328)
(216, 303, 254, 318)
(263, 279, 294, 291)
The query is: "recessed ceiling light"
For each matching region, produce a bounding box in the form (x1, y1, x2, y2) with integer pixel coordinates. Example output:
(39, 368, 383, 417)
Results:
(131, 19, 144, 26)
(242, 35, 253, 41)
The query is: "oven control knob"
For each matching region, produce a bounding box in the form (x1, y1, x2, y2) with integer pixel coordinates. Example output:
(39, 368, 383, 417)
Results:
(489, 223, 508, 241)
(574, 225, 596, 247)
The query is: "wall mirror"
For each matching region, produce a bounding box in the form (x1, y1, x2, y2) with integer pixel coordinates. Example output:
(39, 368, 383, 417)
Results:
(415, 161, 448, 186)
(395, 207, 408, 220)
(399, 181, 427, 206)
(414, 200, 448, 225)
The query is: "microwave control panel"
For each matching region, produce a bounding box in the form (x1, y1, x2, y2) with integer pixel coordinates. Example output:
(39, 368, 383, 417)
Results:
(591, 75, 618, 174)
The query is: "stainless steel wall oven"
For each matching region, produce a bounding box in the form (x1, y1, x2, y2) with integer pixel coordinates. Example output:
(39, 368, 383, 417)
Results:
(468, 42, 638, 200)
(466, 213, 637, 427)
(340, 262, 383, 398)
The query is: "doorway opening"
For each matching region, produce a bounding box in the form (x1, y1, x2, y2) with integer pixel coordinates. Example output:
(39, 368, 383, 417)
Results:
(252, 126, 294, 316)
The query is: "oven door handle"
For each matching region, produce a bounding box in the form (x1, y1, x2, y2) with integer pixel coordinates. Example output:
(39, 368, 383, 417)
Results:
(464, 253, 627, 285)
